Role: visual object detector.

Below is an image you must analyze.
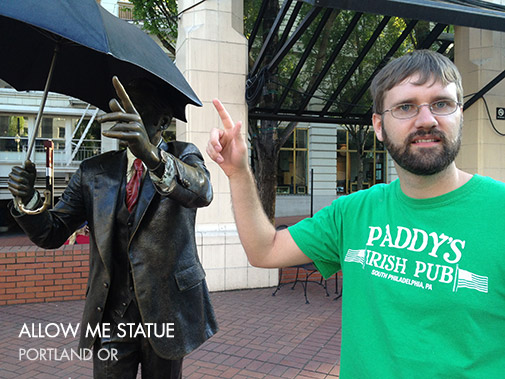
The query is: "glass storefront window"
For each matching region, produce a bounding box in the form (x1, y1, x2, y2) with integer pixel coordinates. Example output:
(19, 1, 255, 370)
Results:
(0, 115, 28, 152)
(0, 112, 103, 164)
(36, 117, 66, 152)
(295, 150, 307, 194)
(336, 128, 387, 194)
(375, 152, 386, 184)
(277, 127, 309, 195)
(296, 129, 307, 149)
(283, 130, 294, 149)
(0, 115, 27, 137)
(364, 130, 374, 150)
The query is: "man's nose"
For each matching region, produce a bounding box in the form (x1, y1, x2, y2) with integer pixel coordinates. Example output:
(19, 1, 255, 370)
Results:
(414, 104, 438, 129)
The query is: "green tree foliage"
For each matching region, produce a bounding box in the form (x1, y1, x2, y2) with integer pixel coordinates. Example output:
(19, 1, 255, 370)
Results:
(129, 0, 178, 56)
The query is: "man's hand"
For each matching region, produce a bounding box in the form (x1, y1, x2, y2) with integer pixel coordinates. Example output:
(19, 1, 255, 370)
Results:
(98, 76, 160, 169)
(207, 99, 309, 269)
(207, 99, 249, 178)
(8, 160, 36, 204)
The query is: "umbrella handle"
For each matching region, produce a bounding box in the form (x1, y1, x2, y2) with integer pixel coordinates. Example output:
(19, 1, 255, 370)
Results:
(15, 140, 54, 215)
(15, 190, 52, 215)
(15, 46, 58, 215)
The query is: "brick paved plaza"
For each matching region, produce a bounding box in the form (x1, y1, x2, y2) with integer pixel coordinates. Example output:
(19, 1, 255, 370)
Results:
(0, 279, 342, 378)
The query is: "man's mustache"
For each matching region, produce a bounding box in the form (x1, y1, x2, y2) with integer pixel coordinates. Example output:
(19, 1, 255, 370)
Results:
(406, 129, 446, 145)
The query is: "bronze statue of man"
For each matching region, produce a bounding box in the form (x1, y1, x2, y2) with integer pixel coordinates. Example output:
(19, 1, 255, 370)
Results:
(8, 76, 217, 378)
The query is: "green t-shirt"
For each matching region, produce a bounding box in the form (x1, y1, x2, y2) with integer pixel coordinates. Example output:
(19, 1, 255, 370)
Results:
(289, 175, 505, 378)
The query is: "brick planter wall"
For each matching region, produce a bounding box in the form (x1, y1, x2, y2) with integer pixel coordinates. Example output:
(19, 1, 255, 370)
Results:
(0, 244, 342, 305)
(0, 245, 89, 305)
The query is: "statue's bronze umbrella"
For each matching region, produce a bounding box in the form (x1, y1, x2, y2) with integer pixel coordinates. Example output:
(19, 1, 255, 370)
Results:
(0, 0, 201, 213)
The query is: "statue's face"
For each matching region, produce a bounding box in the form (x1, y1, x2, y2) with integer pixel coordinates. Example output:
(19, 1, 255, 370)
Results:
(127, 86, 173, 144)
(143, 110, 173, 144)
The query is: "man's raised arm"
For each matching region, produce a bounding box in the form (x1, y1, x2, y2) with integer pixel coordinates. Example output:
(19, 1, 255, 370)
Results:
(207, 99, 310, 268)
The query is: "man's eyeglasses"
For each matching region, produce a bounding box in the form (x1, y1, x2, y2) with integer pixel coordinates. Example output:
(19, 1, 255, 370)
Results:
(380, 99, 462, 120)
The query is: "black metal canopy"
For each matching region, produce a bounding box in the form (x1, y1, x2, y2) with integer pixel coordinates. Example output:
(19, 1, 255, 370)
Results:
(246, 0, 505, 126)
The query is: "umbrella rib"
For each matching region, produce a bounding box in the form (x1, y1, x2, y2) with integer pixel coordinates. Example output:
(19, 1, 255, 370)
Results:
(27, 24, 79, 46)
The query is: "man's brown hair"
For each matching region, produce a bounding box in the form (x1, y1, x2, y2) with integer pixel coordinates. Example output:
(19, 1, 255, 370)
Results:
(370, 49, 463, 114)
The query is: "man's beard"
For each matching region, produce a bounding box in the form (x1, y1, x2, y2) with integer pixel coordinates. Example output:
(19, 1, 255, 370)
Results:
(382, 120, 462, 176)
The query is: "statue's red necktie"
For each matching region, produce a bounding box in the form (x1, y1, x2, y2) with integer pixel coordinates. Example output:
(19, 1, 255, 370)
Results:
(126, 158, 143, 212)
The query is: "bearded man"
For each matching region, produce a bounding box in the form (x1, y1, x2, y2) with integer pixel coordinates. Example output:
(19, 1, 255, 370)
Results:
(206, 50, 505, 378)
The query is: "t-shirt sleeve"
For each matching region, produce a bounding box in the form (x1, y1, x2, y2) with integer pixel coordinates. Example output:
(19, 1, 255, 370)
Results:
(288, 200, 342, 278)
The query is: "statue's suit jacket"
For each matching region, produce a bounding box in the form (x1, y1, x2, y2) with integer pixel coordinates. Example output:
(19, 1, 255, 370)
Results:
(11, 141, 218, 360)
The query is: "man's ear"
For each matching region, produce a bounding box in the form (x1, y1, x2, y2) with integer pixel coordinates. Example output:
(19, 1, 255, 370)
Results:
(160, 116, 172, 131)
(372, 113, 384, 142)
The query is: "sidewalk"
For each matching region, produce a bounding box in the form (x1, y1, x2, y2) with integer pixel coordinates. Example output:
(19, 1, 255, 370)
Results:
(0, 280, 342, 379)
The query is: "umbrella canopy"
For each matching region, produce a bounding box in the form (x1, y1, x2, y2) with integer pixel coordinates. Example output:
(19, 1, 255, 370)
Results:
(0, 0, 201, 122)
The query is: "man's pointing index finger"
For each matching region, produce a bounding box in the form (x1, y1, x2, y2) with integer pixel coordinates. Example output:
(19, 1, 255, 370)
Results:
(212, 99, 235, 130)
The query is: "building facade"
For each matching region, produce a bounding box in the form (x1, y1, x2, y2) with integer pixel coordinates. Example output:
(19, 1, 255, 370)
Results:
(2, 0, 505, 292)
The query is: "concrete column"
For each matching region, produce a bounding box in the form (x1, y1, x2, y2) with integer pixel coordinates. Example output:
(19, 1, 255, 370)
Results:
(454, 0, 505, 180)
(176, 0, 278, 291)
